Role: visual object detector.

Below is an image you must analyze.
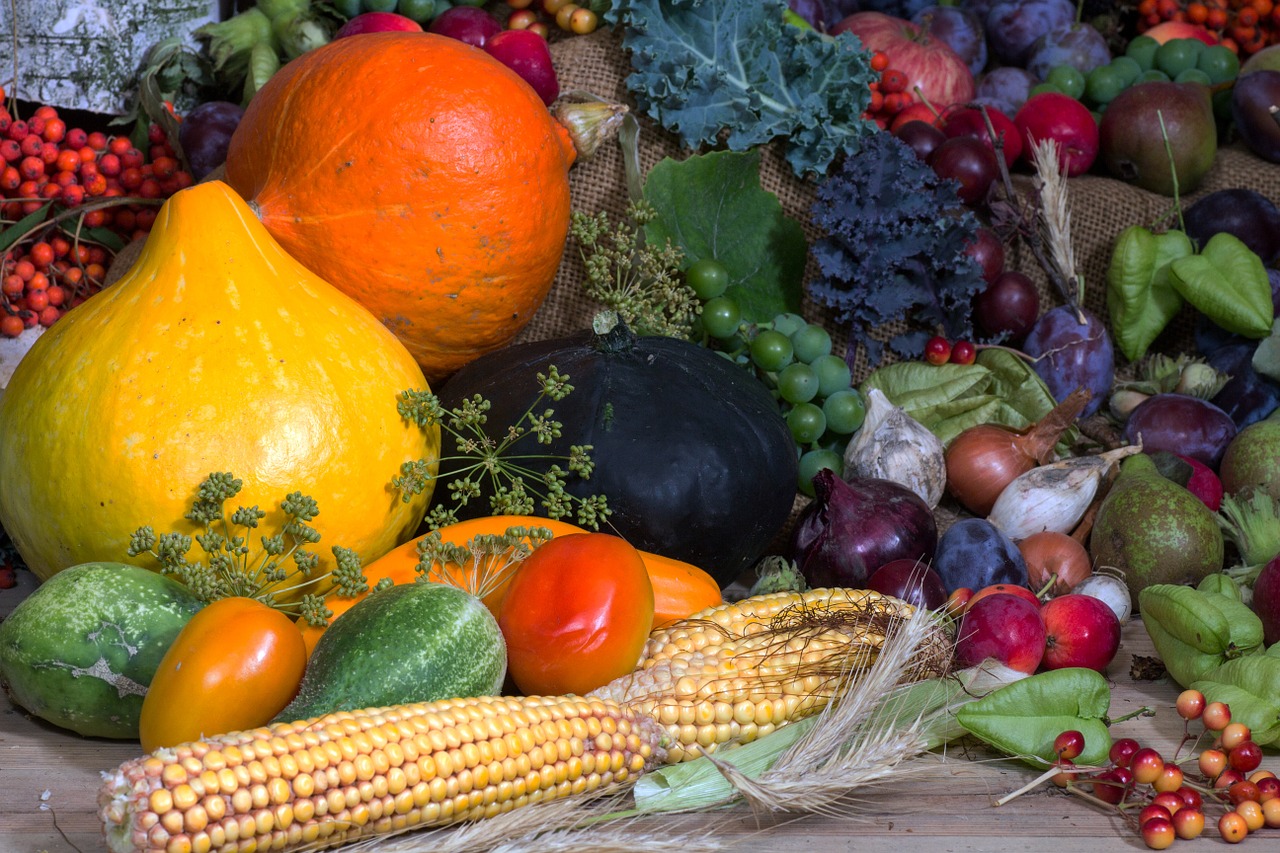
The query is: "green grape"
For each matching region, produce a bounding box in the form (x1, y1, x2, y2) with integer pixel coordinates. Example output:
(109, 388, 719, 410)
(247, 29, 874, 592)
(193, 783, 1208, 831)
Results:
(361, 0, 399, 11)
(1045, 65, 1086, 100)
(1155, 39, 1200, 79)
(1197, 45, 1239, 85)
(822, 389, 866, 435)
(770, 312, 807, 337)
(810, 354, 852, 397)
(750, 329, 795, 372)
(1126, 35, 1160, 71)
(685, 258, 730, 300)
(797, 448, 842, 497)
(786, 403, 826, 445)
(700, 296, 741, 340)
(1174, 68, 1212, 86)
(332, 0, 364, 16)
(1084, 65, 1125, 106)
(1029, 82, 1062, 98)
(790, 324, 832, 363)
(450, 0, 486, 6)
(1138, 69, 1171, 83)
(397, 0, 437, 22)
(777, 362, 820, 404)
(1109, 56, 1143, 87)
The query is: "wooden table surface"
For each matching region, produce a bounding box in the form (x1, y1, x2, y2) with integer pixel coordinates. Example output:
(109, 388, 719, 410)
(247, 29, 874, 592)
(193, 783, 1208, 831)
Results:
(0, 581, 1214, 853)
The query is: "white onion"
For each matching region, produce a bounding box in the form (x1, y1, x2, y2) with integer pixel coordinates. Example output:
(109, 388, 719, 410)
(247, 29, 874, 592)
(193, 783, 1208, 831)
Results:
(1073, 573, 1132, 624)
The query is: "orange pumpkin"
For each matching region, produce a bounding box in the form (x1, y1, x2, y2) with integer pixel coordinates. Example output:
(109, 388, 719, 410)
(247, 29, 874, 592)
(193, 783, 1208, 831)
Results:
(224, 33, 577, 381)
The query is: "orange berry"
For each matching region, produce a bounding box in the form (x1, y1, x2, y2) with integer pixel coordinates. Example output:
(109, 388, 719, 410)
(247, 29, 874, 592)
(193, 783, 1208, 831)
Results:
(0, 313, 24, 337)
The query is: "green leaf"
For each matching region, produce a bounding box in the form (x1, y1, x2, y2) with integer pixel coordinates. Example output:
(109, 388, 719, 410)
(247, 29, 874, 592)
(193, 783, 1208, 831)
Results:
(643, 150, 806, 322)
(956, 668, 1113, 767)
(1191, 655, 1280, 746)
(74, 225, 126, 253)
(1106, 226, 1192, 362)
(1170, 233, 1274, 339)
(0, 203, 54, 254)
(1252, 319, 1280, 384)
(608, 0, 878, 177)
(860, 362, 991, 412)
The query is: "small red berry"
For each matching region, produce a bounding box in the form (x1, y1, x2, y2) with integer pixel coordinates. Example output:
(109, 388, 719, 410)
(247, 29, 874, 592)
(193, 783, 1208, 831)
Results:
(924, 335, 951, 365)
(949, 340, 977, 365)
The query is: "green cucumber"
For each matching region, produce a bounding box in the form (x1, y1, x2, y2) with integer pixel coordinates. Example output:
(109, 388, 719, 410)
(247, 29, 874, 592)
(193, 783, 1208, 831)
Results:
(0, 562, 204, 738)
(275, 581, 506, 722)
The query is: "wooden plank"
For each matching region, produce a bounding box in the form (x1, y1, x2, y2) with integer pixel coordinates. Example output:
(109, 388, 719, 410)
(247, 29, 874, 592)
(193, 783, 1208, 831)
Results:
(0, 618, 1191, 853)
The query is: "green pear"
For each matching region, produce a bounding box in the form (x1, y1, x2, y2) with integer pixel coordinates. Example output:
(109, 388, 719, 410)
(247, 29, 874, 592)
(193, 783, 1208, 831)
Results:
(1090, 453, 1224, 602)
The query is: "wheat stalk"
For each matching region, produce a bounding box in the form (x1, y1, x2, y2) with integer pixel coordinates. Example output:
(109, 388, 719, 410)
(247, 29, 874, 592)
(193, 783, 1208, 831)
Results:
(1029, 137, 1085, 317)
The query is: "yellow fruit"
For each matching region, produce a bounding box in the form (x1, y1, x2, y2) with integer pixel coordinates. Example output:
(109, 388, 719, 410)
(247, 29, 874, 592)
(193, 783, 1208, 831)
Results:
(0, 181, 439, 598)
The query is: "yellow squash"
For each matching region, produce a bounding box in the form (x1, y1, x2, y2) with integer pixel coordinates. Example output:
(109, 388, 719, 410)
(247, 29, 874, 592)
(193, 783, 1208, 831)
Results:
(0, 181, 439, 598)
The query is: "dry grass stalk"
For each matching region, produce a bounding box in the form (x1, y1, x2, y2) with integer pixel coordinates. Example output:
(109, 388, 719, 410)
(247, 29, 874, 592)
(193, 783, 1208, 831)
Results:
(1029, 137, 1084, 312)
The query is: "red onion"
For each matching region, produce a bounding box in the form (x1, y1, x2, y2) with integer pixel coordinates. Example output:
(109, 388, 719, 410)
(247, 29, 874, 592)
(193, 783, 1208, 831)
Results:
(789, 471, 937, 589)
(945, 387, 1089, 516)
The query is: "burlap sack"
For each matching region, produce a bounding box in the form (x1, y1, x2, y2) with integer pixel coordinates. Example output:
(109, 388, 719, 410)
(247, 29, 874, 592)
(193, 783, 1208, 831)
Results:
(531, 29, 1280, 387)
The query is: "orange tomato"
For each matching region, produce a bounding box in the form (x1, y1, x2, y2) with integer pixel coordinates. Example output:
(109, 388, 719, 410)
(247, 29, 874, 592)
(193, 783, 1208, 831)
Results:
(643, 550, 723, 627)
(498, 532, 654, 696)
(139, 597, 308, 751)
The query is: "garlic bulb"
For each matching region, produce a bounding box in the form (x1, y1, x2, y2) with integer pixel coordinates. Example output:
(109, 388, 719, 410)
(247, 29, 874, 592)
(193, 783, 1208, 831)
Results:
(987, 445, 1143, 540)
(843, 388, 947, 508)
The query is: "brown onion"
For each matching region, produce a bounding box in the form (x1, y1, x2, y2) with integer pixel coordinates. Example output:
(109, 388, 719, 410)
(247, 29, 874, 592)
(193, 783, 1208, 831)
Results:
(944, 387, 1090, 515)
(1018, 530, 1092, 596)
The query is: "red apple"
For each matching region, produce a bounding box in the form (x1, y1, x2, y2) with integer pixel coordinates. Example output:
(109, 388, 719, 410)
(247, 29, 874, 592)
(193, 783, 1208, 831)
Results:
(1143, 21, 1218, 46)
(1040, 593, 1122, 672)
(333, 11, 423, 39)
(1014, 92, 1099, 177)
(831, 12, 976, 111)
(955, 593, 1046, 674)
(967, 582, 1041, 612)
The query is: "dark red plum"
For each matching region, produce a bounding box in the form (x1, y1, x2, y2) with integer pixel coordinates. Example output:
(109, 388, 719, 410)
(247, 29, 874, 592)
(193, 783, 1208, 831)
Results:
(975, 66, 1036, 116)
(429, 6, 502, 48)
(927, 135, 1000, 205)
(866, 559, 949, 610)
(1026, 22, 1112, 81)
(985, 0, 1075, 66)
(178, 101, 244, 181)
(913, 5, 988, 77)
(894, 119, 947, 161)
(1022, 306, 1114, 418)
(483, 29, 559, 105)
(973, 270, 1039, 343)
(1123, 393, 1238, 469)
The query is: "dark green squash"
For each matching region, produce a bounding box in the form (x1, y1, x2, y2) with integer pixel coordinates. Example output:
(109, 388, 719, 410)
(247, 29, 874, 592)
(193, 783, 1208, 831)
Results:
(436, 318, 798, 587)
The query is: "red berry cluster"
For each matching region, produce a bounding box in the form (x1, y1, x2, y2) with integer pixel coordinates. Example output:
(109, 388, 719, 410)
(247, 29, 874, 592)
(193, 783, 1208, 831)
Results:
(0, 89, 195, 337)
(1050, 690, 1279, 849)
(863, 51, 922, 130)
(924, 334, 977, 366)
(1137, 0, 1280, 56)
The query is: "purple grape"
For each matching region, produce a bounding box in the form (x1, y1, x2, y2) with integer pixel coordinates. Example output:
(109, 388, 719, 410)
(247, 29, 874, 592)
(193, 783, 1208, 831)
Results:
(1026, 22, 1113, 81)
(1022, 306, 1115, 418)
(913, 6, 987, 77)
(932, 518, 1029, 595)
(178, 101, 244, 181)
(974, 66, 1036, 116)
(985, 0, 1075, 66)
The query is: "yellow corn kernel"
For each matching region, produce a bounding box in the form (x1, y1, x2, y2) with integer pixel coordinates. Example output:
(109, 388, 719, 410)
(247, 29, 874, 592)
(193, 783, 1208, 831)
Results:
(590, 588, 952, 762)
(99, 695, 664, 853)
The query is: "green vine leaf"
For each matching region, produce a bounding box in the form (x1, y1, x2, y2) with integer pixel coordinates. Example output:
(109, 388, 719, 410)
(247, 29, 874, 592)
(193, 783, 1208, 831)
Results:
(1105, 226, 1192, 363)
(643, 149, 806, 323)
(1169, 233, 1274, 339)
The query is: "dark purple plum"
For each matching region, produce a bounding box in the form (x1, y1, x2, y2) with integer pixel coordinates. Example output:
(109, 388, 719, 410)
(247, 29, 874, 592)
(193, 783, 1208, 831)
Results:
(1183, 189, 1280, 266)
(1022, 306, 1114, 418)
(178, 101, 244, 181)
(1208, 342, 1280, 428)
(974, 66, 1036, 116)
(973, 270, 1039, 343)
(789, 0, 828, 29)
(1232, 70, 1280, 164)
(913, 5, 988, 77)
(932, 518, 1029, 594)
(1026, 22, 1112, 81)
(961, 0, 1000, 22)
(985, 0, 1075, 66)
(894, 118, 947, 161)
(853, 0, 937, 17)
(1123, 394, 1238, 469)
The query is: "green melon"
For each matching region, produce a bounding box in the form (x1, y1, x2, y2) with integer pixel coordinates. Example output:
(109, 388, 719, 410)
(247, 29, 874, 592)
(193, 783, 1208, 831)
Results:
(0, 562, 204, 738)
(275, 581, 506, 722)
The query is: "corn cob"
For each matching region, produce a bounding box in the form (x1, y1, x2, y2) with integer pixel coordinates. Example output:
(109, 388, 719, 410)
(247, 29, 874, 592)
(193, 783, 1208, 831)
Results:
(98, 694, 664, 853)
(588, 588, 953, 763)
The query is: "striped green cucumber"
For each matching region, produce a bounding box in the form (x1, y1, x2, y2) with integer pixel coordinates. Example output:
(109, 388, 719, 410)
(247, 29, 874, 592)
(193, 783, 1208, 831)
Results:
(0, 562, 204, 738)
(275, 581, 506, 722)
